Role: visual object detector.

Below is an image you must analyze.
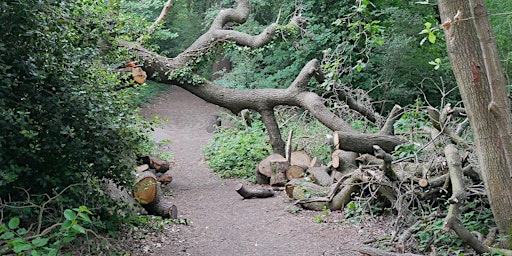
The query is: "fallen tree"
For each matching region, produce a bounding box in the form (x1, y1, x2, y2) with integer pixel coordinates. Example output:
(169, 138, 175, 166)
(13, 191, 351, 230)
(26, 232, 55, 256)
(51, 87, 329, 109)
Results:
(119, 0, 511, 254)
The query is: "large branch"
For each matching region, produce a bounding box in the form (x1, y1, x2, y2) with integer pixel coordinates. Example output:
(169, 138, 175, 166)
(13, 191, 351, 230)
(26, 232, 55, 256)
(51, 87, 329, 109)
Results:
(122, 1, 404, 155)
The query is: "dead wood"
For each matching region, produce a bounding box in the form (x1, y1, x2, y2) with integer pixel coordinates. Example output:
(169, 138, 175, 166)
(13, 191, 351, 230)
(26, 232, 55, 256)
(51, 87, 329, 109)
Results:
(286, 165, 306, 180)
(358, 246, 423, 256)
(286, 178, 329, 199)
(336, 88, 384, 126)
(257, 153, 285, 178)
(379, 104, 403, 136)
(427, 106, 471, 150)
(134, 171, 177, 218)
(329, 169, 362, 211)
(290, 151, 311, 167)
(307, 166, 332, 186)
(336, 132, 405, 154)
(133, 171, 158, 204)
(332, 149, 358, 174)
(142, 183, 178, 219)
(255, 168, 271, 185)
(442, 144, 512, 255)
(235, 183, 275, 199)
(287, 179, 331, 210)
(285, 130, 293, 165)
(270, 159, 289, 186)
(373, 145, 397, 181)
(140, 155, 170, 173)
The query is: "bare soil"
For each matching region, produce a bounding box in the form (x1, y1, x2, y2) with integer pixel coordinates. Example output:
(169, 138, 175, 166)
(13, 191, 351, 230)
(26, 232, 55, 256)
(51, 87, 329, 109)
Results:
(130, 85, 388, 256)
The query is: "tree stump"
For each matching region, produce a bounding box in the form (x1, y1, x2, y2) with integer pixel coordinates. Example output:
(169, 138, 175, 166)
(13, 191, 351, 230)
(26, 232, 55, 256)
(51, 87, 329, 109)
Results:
(270, 159, 289, 186)
(257, 153, 286, 184)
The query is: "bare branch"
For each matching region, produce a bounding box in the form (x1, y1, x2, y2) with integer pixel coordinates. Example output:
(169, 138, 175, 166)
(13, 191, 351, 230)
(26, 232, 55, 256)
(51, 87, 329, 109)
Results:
(146, 0, 173, 36)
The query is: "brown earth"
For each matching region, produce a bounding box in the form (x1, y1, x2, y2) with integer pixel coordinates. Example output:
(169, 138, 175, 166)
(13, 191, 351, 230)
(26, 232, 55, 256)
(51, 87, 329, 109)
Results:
(131, 85, 389, 256)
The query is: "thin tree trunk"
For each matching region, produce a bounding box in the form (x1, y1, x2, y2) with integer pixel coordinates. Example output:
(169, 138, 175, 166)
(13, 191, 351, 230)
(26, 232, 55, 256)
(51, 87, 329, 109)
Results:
(437, 0, 512, 239)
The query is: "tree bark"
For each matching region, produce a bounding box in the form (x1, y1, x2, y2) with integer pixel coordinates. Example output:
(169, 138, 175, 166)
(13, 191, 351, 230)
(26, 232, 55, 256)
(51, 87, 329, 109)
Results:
(119, 0, 404, 156)
(437, 0, 512, 238)
(235, 183, 275, 199)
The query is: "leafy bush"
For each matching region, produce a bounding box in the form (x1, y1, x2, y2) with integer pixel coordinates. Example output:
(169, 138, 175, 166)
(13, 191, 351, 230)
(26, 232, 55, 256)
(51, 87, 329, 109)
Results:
(1, 206, 96, 255)
(0, 0, 151, 223)
(203, 119, 271, 182)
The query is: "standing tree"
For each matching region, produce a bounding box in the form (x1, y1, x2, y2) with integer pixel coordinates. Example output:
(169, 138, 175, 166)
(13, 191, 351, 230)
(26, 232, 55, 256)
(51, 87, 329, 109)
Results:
(437, 0, 512, 242)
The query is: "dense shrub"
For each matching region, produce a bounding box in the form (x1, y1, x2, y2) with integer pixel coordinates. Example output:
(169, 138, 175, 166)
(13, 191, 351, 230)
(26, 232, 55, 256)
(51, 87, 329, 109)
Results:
(0, 1, 151, 220)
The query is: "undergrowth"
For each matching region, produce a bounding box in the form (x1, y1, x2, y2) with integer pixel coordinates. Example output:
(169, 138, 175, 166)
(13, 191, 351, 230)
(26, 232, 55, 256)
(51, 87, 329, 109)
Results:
(203, 116, 271, 183)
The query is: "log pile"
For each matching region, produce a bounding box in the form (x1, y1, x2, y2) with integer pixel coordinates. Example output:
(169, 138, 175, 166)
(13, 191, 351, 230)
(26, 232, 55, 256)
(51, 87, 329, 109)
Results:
(132, 156, 177, 219)
(247, 103, 512, 255)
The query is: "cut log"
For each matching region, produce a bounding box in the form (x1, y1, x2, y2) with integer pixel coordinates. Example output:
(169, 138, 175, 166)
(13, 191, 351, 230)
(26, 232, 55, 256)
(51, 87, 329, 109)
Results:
(136, 164, 149, 172)
(235, 183, 275, 199)
(142, 184, 178, 219)
(290, 151, 311, 167)
(133, 171, 157, 204)
(286, 179, 330, 211)
(134, 170, 177, 218)
(331, 149, 343, 169)
(132, 67, 147, 84)
(333, 131, 340, 149)
(285, 178, 328, 199)
(286, 165, 306, 180)
(255, 168, 270, 184)
(329, 169, 363, 210)
(308, 166, 332, 186)
(140, 155, 170, 173)
(257, 153, 286, 178)
(270, 159, 289, 186)
(336, 131, 405, 154)
(309, 157, 321, 167)
(156, 172, 173, 184)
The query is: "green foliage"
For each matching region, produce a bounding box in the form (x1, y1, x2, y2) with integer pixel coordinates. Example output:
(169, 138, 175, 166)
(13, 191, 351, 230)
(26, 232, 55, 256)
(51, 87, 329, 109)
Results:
(344, 201, 365, 223)
(121, 0, 204, 57)
(0, 0, 152, 228)
(203, 118, 271, 182)
(412, 201, 496, 255)
(314, 207, 331, 224)
(0, 207, 94, 255)
(487, 0, 512, 85)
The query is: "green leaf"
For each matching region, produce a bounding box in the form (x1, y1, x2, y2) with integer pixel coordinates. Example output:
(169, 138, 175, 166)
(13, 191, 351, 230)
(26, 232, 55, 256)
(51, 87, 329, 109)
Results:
(64, 209, 77, 221)
(61, 220, 72, 230)
(72, 224, 86, 234)
(16, 228, 27, 235)
(31, 237, 49, 247)
(78, 205, 93, 215)
(0, 231, 14, 240)
(47, 248, 58, 256)
(428, 33, 436, 44)
(13, 243, 32, 253)
(62, 235, 75, 243)
(78, 212, 91, 223)
(8, 217, 20, 229)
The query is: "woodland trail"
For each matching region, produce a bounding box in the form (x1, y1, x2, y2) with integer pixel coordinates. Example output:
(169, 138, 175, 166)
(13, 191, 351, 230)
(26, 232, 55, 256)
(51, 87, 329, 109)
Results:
(138, 85, 373, 256)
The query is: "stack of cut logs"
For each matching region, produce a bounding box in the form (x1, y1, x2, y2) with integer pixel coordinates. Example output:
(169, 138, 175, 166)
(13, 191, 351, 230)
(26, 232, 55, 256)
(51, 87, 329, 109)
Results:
(235, 130, 340, 204)
(133, 155, 177, 218)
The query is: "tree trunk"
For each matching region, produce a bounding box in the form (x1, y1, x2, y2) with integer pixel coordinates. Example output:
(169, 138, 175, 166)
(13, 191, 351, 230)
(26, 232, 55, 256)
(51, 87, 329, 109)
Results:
(437, 0, 512, 239)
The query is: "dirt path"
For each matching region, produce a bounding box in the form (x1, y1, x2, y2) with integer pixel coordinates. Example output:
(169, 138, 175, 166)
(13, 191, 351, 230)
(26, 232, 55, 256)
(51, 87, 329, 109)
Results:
(138, 85, 372, 256)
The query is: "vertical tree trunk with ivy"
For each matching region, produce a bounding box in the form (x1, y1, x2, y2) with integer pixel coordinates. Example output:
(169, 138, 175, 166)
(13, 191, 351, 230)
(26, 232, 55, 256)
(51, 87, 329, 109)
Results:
(437, 0, 512, 240)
